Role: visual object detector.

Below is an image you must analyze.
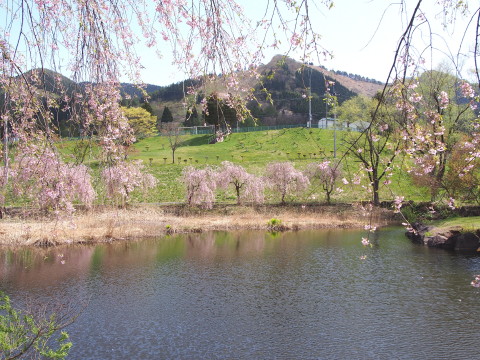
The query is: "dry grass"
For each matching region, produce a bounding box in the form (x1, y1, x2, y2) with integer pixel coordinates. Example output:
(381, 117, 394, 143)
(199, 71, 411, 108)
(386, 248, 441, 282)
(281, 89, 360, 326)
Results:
(0, 204, 398, 247)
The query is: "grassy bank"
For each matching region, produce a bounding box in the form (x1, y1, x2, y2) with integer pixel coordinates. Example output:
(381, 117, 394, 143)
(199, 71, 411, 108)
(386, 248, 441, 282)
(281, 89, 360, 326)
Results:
(0, 204, 398, 247)
(430, 216, 480, 233)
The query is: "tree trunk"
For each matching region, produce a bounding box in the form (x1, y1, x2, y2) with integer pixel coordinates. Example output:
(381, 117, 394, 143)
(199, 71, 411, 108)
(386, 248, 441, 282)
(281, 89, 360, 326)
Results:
(235, 184, 241, 204)
(373, 179, 380, 206)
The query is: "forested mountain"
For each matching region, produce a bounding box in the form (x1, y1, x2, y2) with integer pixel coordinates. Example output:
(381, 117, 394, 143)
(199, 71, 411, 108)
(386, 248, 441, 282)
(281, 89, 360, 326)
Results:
(142, 55, 385, 127)
(7, 57, 386, 136)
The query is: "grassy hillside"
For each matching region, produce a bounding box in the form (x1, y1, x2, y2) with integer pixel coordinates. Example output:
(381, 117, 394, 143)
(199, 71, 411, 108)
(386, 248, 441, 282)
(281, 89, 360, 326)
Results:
(122, 128, 426, 204)
(53, 127, 430, 205)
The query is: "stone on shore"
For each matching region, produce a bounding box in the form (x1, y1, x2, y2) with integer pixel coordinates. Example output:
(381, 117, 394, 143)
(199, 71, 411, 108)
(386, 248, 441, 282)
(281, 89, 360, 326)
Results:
(406, 222, 480, 252)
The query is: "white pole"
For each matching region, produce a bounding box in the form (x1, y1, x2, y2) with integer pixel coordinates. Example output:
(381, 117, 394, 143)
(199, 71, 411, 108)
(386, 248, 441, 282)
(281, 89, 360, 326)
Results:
(334, 110, 337, 158)
(308, 68, 312, 128)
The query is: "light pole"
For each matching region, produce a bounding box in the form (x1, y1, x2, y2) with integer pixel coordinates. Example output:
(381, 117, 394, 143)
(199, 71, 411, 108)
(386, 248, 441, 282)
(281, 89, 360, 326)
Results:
(308, 67, 312, 128)
(333, 106, 337, 158)
(331, 80, 338, 158)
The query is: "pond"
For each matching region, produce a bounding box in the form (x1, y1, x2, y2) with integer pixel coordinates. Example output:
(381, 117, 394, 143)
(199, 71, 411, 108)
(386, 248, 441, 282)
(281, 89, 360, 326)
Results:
(1, 228, 480, 359)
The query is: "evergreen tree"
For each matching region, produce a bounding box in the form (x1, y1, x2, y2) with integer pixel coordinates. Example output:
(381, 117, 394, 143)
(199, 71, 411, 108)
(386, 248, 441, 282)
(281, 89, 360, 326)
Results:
(184, 106, 202, 126)
(203, 93, 237, 131)
(141, 101, 155, 115)
(160, 106, 174, 123)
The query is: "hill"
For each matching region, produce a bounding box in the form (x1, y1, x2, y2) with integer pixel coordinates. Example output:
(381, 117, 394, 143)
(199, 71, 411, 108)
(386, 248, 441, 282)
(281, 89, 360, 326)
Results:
(143, 55, 386, 127)
(257, 55, 383, 98)
(8, 59, 386, 134)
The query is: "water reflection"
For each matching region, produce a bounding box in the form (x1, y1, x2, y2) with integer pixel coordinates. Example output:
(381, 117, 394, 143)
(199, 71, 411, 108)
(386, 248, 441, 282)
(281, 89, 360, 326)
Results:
(2, 230, 363, 283)
(1, 229, 480, 360)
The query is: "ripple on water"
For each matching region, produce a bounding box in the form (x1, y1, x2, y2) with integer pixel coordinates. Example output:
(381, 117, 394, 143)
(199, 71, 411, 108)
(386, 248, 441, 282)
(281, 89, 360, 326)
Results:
(1, 229, 479, 359)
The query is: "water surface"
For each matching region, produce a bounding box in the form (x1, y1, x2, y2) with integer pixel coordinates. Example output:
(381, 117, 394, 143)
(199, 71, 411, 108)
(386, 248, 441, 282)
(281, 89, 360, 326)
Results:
(1, 229, 479, 359)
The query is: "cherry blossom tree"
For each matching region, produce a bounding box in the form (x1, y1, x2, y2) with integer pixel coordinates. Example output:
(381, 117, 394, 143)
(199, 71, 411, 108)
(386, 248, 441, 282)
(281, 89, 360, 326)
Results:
(217, 161, 265, 204)
(101, 160, 157, 207)
(182, 166, 217, 209)
(265, 162, 310, 204)
(13, 146, 96, 215)
(340, 94, 401, 206)
(395, 71, 477, 202)
(305, 161, 341, 204)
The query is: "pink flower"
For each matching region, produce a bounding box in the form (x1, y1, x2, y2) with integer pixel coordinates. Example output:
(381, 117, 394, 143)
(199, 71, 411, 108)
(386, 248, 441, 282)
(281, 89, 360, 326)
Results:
(438, 91, 449, 109)
(361, 237, 371, 246)
(460, 81, 475, 99)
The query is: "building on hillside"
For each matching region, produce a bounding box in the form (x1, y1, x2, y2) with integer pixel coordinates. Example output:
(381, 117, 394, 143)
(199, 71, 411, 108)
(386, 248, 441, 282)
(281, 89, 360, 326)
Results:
(318, 117, 337, 129)
(318, 118, 370, 132)
(348, 120, 370, 132)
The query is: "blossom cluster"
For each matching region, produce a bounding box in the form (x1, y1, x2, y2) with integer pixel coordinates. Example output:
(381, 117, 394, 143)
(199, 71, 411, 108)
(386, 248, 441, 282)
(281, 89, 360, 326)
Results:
(102, 160, 157, 205)
(13, 146, 96, 214)
(183, 161, 343, 208)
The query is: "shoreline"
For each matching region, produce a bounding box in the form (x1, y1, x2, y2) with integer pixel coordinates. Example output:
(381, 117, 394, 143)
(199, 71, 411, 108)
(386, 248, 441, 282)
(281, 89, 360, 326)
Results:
(0, 204, 399, 247)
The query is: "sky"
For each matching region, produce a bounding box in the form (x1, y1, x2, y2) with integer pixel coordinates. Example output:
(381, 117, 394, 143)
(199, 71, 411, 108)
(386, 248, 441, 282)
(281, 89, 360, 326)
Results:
(1, 0, 476, 86)
(135, 0, 478, 86)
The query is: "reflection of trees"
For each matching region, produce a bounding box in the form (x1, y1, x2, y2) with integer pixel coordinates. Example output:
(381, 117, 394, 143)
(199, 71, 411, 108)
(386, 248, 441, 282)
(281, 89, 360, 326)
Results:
(0, 247, 95, 288)
(184, 231, 268, 260)
(0, 231, 329, 288)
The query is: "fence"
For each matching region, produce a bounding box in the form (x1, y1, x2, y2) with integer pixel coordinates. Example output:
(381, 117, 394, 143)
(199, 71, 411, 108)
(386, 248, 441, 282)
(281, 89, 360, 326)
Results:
(62, 122, 362, 141)
(176, 122, 365, 136)
(177, 123, 308, 136)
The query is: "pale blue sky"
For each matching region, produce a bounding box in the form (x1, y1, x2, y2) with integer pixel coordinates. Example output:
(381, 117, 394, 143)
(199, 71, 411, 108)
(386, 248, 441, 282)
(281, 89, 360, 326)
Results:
(137, 0, 477, 86)
(1, 1, 475, 85)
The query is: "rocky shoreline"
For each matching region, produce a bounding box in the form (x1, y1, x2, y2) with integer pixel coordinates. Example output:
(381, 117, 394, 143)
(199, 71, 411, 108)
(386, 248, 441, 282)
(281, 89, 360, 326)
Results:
(406, 223, 480, 252)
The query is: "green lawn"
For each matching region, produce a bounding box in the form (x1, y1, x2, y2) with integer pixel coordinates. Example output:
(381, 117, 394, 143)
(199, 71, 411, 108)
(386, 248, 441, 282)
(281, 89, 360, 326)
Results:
(433, 216, 480, 232)
(24, 127, 438, 205)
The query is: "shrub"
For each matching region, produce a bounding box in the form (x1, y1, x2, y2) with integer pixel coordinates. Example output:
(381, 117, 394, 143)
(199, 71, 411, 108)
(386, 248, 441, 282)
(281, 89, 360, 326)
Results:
(0, 291, 73, 359)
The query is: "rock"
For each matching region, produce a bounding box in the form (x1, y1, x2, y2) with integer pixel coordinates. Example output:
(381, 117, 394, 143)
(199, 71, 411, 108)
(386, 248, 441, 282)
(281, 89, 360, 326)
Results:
(406, 223, 480, 253)
(453, 232, 480, 252)
(405, 223, 432, 244)
(424, 232, 456, 250)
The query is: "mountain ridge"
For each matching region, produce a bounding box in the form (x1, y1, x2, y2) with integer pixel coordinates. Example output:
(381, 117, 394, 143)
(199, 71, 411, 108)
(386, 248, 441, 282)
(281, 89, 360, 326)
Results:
(12, 58, 386, 130)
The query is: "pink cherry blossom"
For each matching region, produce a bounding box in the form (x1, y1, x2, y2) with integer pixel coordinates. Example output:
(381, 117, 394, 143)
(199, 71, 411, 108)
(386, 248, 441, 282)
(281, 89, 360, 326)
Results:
(265, 162, 310, 204)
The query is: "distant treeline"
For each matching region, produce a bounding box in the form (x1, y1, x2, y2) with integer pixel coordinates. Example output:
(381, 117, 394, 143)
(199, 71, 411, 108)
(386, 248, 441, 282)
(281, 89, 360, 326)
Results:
(331, 70, 383, 85)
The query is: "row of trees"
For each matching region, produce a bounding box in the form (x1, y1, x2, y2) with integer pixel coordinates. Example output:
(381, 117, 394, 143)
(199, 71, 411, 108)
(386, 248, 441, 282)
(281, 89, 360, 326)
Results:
(182, 161, 341, 208)
(4, 149, 157, 214)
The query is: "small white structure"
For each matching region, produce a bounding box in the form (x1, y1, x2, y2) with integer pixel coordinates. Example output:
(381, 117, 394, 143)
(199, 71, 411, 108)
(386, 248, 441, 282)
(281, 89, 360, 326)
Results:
(318, 118, 370, 132)
(348, 120, 370, 132)
(318, 117, 336, 129)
